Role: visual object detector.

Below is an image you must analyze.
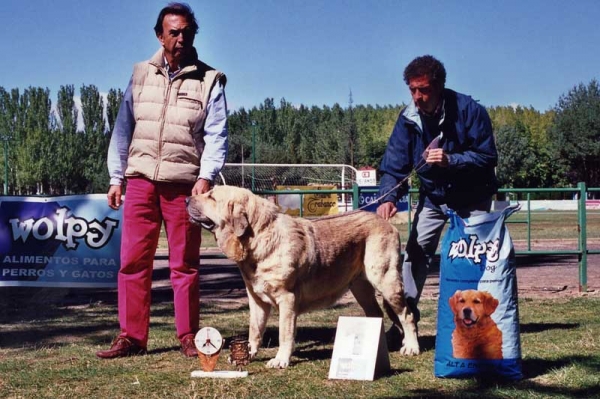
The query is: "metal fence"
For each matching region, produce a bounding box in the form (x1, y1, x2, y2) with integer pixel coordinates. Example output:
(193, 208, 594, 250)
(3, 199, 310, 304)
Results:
(496, 183, 598, 292)
(253, 182, 598, 292)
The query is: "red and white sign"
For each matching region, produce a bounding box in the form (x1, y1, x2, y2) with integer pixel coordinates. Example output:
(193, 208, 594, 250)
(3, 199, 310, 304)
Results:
(357, 169, 376, 186)
(586, 200, 600, 210)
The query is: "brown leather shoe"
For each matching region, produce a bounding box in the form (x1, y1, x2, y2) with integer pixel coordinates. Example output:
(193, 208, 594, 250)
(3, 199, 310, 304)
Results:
(180, 334, 198, 357)
(96, 337, 147, 359)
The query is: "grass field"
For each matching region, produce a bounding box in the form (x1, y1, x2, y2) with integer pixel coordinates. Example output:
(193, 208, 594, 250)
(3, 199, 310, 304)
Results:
(2, 209, 599, 398)
(1, 294, 599, 398)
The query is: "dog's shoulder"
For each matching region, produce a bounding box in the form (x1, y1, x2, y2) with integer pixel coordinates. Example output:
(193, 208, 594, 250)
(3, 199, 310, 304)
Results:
(249, 211, 317, 260)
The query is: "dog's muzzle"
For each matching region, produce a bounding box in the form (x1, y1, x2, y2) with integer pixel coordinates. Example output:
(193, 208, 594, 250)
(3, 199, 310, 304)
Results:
(186, 199, 216, 231)
(186, 210, 216, 231)
(200, 220, 216, 231)
(189, 216, 216, 231)
(461, 308, 477, 327)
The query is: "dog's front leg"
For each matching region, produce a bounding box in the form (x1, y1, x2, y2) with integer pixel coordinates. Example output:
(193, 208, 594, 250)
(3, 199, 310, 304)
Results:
(398, 305, 420, 356)
(266, 292, 296, 369)
(247, 289, 271, 360)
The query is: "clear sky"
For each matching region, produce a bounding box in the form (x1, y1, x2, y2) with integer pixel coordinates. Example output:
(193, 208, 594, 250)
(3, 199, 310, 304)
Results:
(1, 0, 599, 113)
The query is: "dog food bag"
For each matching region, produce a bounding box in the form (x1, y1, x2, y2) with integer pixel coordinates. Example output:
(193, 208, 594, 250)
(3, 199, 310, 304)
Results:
(434, 205, 522, 379)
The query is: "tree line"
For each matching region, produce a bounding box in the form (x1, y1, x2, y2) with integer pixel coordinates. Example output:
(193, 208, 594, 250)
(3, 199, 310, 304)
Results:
(0, 79, 599, 196)
(0, 85, 123, 195)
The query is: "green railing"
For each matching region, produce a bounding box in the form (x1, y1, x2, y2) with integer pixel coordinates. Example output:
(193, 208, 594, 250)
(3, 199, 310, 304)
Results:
(495, 183, 597, 292)
(250, 183, 597, 292)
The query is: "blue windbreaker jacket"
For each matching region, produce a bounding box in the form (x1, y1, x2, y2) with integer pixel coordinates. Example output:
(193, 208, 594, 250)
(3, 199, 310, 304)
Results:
(378, 89, 498, 210)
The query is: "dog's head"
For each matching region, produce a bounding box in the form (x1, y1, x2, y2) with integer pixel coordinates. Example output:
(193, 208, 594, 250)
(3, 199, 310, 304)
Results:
(449, 289, 499, 328)
(186, 185, 278, 262)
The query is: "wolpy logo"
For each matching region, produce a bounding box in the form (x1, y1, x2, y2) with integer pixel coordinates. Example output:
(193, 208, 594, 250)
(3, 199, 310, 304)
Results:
(9, 206, 119, 251)
(448, 234, 500, 264)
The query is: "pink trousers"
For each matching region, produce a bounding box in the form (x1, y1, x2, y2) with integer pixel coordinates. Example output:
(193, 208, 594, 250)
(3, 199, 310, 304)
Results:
(117, 177, 201, 347)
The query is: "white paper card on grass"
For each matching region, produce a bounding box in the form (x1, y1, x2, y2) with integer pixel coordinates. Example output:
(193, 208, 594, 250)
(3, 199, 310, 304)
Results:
(328, 316, 390, 380)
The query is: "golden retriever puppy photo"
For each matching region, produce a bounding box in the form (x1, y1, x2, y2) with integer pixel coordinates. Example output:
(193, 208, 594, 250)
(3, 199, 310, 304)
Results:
(186, 186, 419, 369)
(449, 289, 503, 360)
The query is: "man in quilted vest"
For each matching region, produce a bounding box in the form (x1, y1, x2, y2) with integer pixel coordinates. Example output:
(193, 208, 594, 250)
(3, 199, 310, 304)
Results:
(97, 2, 228, 359)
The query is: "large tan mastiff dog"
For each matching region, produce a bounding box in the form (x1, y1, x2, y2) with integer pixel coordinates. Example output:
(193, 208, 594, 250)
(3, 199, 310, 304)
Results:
(186, 186, 419, 368)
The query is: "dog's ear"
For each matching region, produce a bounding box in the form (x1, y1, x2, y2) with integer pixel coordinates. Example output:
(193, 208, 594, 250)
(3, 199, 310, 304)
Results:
(229, 201, 249, 237)
(449, 290, 461, 311)
(233, 210, 248, 237)
(220, 231, 247, 262)
(484, 293, 499, 315)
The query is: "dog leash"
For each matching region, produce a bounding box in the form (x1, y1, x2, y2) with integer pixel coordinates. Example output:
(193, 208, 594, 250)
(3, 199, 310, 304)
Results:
(298, 157, 428, 221)
(357, 157, 430, 211)
(357, 133, 443, 211)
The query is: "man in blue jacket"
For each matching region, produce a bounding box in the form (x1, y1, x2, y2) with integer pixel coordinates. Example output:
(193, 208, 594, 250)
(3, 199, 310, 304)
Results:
(377, 55, 498, 321)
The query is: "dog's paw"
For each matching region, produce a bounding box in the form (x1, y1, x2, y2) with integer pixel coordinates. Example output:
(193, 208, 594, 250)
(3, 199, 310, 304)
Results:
(248, 343, 259, 359)
(399, 342, 420, 356)
(266, 357, 289, 369)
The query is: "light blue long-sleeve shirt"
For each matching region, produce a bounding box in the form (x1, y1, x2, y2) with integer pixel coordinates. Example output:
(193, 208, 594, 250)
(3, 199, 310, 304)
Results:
(107, 78, 228, 186)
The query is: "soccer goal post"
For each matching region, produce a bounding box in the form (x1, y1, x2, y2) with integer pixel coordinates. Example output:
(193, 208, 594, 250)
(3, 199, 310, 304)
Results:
(216, 163, 360, 192)
(216, 163, 361, 214)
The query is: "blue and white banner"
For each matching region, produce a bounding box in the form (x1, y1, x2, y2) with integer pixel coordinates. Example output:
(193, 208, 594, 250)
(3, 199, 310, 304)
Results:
(358, 186, 409, 213)
(0, 194, 121, 288)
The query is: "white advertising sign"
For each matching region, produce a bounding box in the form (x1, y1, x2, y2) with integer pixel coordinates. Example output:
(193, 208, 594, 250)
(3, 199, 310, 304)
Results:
(356, 170, 377, 186)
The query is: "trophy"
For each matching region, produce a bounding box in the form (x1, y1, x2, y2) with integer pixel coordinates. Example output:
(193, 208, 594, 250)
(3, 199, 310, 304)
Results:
(228, 335, 251, 371)
(195, 326, 223, 372)
(190, 327, 249, 379)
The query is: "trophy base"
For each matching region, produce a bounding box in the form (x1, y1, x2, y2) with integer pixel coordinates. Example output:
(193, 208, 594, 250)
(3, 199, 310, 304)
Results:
(190, 370, 248, 379)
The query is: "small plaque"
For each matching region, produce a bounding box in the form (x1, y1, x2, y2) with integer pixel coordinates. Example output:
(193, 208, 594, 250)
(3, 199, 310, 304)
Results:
(328, 317, 390, 380)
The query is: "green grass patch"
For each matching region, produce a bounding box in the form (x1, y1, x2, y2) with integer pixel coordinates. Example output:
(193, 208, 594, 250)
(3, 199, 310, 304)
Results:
(1, 294, 599, 398)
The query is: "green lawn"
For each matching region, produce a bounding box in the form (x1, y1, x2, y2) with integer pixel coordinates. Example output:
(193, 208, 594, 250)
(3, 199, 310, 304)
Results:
(2, 209, 599, 397)
(1, 293, 599, 398)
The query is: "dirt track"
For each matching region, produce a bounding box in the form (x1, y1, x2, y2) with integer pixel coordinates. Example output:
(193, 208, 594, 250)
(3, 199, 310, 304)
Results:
(2, 248, 597, 316)
(187, 248, 600, 308)
(420, 253, 600, 299)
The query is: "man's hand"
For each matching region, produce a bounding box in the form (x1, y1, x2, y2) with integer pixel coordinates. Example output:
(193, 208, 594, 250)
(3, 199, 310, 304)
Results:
(377, 201, 397, 221)
(192, 178, 211, 196)
(107, 184, 123, 210)
(425, 148, 449, 167)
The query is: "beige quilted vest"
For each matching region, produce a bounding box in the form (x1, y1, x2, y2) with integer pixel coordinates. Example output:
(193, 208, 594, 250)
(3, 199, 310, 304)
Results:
(126, 48, 225, 183)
